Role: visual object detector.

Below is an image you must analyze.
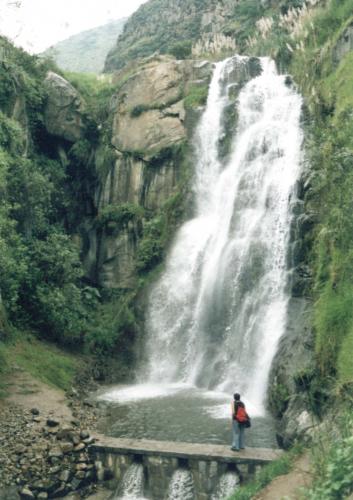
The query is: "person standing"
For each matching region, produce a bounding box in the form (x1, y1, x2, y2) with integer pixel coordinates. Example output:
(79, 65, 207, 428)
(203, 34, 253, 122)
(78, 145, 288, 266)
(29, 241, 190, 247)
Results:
(231, 393, 250, 451)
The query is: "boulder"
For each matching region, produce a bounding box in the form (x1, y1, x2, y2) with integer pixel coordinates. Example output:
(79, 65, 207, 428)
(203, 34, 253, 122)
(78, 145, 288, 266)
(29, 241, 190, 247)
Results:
(111, 58, 187, 160)
(43, 72, 85, 143)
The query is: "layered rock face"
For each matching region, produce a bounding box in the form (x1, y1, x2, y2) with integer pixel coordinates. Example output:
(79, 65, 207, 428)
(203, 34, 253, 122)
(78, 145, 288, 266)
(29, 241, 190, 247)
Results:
(86, 56, 213, 289)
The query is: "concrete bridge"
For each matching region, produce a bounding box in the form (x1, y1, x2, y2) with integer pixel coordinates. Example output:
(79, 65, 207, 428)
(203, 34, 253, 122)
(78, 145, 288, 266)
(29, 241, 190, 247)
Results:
(89, 435, 283, 499)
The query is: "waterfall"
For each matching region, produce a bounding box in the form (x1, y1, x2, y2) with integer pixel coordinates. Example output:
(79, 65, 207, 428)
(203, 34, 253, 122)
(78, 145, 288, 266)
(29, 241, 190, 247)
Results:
(166, 469, 194, 499)
(212, 471, 240, 500)
(114, 463, 146, 500)
(142, 55, 303, 413)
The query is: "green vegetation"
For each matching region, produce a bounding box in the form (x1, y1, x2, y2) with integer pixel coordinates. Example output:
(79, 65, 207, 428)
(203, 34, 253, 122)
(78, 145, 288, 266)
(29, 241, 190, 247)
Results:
(104, 0, 206, 70)
(0, 37, 101, 355)
(305, 413, 353, 499)
(0, 330, 80, 397)
(228, 446, 302, 500)
(96, 203, 144, 231)
(184, 84, 209, 109)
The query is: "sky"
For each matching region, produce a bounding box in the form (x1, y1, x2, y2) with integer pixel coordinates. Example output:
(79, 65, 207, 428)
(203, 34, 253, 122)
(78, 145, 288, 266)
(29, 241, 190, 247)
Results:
(0, 0, 148, 53)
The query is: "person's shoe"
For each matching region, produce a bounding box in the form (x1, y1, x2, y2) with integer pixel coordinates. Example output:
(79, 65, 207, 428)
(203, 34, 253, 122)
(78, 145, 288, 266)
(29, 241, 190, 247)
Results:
(240, 447, 245, 449)
(231, 447, 239, 451)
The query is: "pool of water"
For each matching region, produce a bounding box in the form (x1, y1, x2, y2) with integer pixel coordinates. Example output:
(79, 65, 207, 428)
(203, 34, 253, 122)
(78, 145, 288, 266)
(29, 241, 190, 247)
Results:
(94, 384, 278, 449)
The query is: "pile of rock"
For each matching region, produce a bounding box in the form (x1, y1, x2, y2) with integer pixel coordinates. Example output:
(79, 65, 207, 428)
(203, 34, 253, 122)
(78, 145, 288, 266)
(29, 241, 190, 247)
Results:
(0, 404, 104, 499)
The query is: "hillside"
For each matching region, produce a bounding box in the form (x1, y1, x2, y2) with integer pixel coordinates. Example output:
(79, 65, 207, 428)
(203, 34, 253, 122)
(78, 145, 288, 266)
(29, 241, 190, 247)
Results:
(43, 18, 126, 73)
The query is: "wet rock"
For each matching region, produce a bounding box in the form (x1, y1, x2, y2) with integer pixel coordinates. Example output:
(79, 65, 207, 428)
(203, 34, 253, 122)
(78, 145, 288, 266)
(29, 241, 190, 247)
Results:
(30, 408, 40, 416)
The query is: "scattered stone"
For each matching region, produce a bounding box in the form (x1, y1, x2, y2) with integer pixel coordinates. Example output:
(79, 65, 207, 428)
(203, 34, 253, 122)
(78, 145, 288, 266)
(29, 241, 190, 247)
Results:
(70, 478, 83, 491)
(59, 469, 71, 483)
(0, 395, 98, 498)
(73, 443, 85, 453)
(0, 486, 21, 499)
(83, 399, 94, 408)
(30, 409, 40, 416)
(46, 427, 59, 435)
(82, 437, 95, 445)
(15, 446, 27, 455)
(49, 465, 61, 474)
(76, 463, 87, 471)
(46, 418, 60, 428)
(19, 488, 35, 499)
(75, 471, 86, 480)
(60, 442, 74, 454)
(57, 425, 74, 441)
(48, 448, 64, 459)
(71, 435, 80, 446)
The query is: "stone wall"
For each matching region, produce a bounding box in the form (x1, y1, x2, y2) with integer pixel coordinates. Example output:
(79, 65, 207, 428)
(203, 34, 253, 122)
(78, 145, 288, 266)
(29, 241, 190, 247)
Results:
(89, 439, 278, 500)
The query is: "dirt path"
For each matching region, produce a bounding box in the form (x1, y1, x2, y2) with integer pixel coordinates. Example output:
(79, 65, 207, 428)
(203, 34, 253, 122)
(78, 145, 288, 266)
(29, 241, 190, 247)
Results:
(5, 369, 73, 421)
(254, 454, 312, 500)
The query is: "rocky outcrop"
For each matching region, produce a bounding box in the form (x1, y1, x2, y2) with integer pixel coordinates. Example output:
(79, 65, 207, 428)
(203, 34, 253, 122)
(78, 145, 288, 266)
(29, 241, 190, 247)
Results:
(43, 72, 85, 143)
(111, 57, 199, 159)
(84, 56, 213, 289)
(268, 298, 316, 447)
(84, 55, 264, 289)
(268, 171, 316, 447)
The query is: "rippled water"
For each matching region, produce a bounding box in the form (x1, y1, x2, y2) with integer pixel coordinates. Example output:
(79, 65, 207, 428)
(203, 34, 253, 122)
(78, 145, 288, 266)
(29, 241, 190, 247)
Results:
(97, 384, 277, 448)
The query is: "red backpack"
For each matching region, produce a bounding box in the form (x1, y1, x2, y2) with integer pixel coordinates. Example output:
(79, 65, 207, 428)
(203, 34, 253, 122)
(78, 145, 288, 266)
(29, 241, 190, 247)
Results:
(235, 405, 248, 423)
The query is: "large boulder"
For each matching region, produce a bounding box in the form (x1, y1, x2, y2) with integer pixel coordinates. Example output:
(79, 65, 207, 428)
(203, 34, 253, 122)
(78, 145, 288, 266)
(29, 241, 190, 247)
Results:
(111, 58, 188, 160)
(43, 72, 85, 143)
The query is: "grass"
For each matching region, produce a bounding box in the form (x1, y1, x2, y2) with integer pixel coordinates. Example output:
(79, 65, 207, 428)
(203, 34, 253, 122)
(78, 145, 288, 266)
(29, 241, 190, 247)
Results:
(184, 84, 209, 109)
(0, 333, 80, 395)
(228, 446, 303, 500)
(337, 326, 353, 383)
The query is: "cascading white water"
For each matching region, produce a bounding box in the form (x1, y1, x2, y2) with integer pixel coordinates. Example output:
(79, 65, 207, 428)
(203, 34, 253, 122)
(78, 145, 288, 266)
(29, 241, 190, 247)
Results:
(212, 471, 240, 500)
(114, 463, 146, 500)
(142, 55, 303, 414)
(166, 469, 194, 500)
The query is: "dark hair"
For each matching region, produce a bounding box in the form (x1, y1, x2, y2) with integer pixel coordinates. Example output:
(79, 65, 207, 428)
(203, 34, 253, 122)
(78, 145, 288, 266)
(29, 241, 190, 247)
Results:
(233, 393, 240, 401)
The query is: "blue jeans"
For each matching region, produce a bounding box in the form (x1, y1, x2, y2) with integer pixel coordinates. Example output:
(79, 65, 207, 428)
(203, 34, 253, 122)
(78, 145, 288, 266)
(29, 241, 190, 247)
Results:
(232, 421, 245, 450)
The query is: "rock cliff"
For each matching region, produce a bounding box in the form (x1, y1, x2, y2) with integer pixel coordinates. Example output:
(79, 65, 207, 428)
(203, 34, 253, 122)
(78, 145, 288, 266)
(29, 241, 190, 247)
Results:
(86, 56, 213, 289)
